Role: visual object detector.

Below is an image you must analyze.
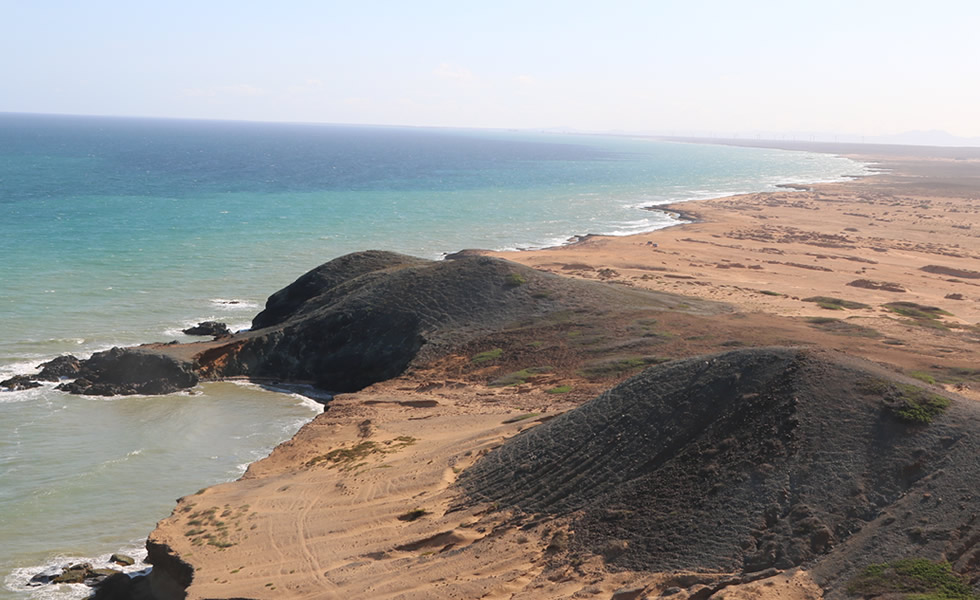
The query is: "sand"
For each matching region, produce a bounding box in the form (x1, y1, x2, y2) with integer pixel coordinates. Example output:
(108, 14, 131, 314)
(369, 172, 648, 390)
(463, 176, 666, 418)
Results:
(147, 145, 978, 599)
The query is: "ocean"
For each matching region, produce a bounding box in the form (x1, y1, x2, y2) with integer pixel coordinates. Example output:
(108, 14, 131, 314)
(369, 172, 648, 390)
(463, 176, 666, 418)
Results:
(0, 113, 867, 598)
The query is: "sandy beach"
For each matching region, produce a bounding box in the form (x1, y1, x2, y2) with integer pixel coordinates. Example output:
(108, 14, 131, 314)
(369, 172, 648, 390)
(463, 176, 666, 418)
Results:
(484, 144, 980, 393)
(142, 143, 979, 600)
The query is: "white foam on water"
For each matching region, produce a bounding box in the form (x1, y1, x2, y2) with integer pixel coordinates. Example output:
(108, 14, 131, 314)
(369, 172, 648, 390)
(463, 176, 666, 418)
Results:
(209, 298, 259, 310)
(5, 546, 149, 600)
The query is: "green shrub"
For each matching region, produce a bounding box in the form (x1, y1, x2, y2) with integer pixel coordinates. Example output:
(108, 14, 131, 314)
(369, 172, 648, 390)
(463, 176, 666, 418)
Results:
(884, 302, 952, 320)
(860, 378, 951, 425)
(505, 272, 528, 287)
(907, 371, 937, 385)
(803, 296, 871, 310)
(489, 366, 553, 387)
(471, 348, 503, 364)
(546, 385, 573, 394)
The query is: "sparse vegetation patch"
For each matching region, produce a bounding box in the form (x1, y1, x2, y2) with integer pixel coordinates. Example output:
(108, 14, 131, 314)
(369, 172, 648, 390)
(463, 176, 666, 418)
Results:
(859, 378, 951, 425)
(907, 371, 937, 385)
(471, 348, 504, 364)
(546, 385, 573, 394)
(182, 504, 250, 549)
(847, 558, 978, 600)
(578, 356, 668, 380)
(306, 436, 416, 471)
(803, 296, 871, 310)
(805, 317, 881, 338)
(489, 366, 553, 387)
(883, 302, 952, 320)
(504, 272, 528, 287)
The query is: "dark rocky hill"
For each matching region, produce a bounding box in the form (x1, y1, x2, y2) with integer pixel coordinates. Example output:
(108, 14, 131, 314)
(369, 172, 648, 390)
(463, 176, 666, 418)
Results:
(41, 251, 726, 395)
(459, 347, 980, 596)
(191, 250, 725, 392)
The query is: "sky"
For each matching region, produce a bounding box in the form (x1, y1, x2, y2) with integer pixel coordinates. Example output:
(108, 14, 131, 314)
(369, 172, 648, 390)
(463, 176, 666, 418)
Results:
(2, 0, 979, 138)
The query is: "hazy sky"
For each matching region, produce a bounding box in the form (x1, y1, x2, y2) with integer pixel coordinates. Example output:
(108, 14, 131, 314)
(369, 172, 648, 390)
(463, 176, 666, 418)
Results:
(3, 0, 978, 137)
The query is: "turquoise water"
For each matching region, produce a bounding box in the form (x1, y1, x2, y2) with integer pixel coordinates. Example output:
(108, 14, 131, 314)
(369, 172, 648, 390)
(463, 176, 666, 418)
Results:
(0, 114, 867, 598)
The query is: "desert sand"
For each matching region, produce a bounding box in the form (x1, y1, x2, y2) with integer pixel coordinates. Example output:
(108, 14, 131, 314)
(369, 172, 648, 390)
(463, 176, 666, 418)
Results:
(143, 144, 979, 600)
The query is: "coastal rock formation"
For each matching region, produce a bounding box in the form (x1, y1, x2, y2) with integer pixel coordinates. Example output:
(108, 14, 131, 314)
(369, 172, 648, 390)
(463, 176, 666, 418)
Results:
(53, 251, 723, 398)
(195, 250, 714, 392)
(36, 354, 82, 380)
(460, 347, 980, 593)
(57, 347, 198, 396)
(181, 321, 231, 339)
(0, 355, 81, 391)
(0, 375, 42, 391)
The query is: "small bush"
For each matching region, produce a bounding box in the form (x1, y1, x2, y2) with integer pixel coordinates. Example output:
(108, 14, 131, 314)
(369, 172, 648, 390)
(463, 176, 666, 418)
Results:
(890, 390, 950, 425)
(803, 296, 871, 310)
(546, 385, 573, 394)
(505, 273, 528, 287)
(860, 378, 951, 425)
(578, 356, 668, 380)
(907, 371, 937, 385)
(397, 509, 429, 522)
(489, 366, 553, 387)
(808, 316, 840, 324)
(884, 302, 952, 320)
(471, 348, 503, 364)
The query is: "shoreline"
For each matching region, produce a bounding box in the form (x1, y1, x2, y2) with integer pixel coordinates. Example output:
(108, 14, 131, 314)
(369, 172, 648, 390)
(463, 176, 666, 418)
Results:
(479, 149, 978, 384)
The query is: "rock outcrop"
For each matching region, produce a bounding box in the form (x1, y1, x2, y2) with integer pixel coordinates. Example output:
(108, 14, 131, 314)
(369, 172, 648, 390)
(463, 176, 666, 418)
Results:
(0, 355, 81, 392)
(36, 354, 82, 380)
(57, 347, 198, 396)
(460, 347, 980, 594)
(52, 251, 722, 398)
(181, 321, 231, 339)
(194, 250, 714, 393)
(0, 375, 41, 391)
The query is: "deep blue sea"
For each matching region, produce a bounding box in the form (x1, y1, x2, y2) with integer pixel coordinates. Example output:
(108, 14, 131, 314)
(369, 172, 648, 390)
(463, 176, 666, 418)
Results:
(0, 113, 867, 598)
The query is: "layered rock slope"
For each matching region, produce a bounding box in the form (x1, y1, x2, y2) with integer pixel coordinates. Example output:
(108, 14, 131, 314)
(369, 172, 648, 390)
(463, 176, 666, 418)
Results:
(460, 347, 980, 596)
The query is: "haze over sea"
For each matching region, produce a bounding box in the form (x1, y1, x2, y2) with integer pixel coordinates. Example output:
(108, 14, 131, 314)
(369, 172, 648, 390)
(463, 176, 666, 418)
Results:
(0, 113, 867, 598)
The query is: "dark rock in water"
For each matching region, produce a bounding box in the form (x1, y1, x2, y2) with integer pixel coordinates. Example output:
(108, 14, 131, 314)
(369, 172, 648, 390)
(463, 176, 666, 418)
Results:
(52, 569, 87, 584)
(181, 321, 231, 339)
(51, 563, 93, 584)
(57, 347, 198, 396)
(109, 553, 135, 566)
(0, 374, 41, 391)
(27, 565, 63, 586)
(460, 347, 979, 587)
(36, 355, 82, 380)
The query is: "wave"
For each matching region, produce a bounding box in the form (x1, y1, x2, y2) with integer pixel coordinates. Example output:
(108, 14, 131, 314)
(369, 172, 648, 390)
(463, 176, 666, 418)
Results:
(209, 298, 259, 310)
(4, 546, 149, 600)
